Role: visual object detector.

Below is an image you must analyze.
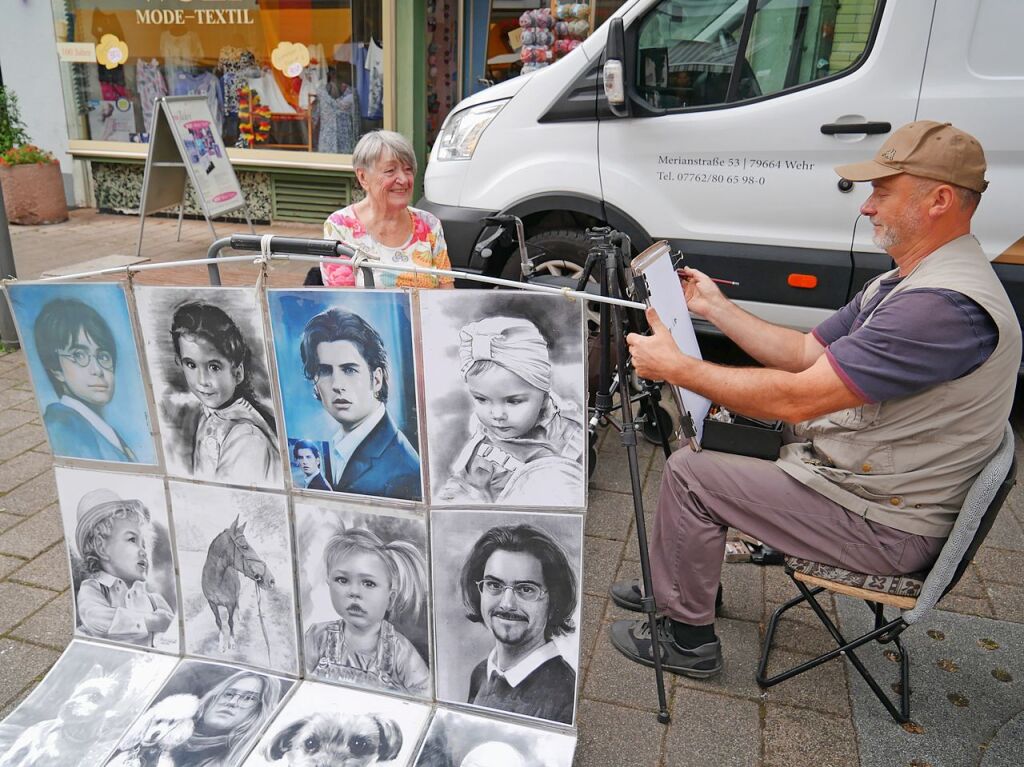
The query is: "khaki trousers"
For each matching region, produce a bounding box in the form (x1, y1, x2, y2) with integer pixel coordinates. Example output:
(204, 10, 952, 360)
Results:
(649, 448, 946, 625)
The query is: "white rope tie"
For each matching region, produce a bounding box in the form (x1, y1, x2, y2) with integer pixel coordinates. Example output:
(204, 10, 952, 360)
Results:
(561, 286, 577, 302)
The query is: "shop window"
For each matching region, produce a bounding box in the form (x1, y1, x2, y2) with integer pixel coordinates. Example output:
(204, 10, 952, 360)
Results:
(481, 0, 628, 87)
(54, 1, 387, 155)
(634, 0, 878, 110)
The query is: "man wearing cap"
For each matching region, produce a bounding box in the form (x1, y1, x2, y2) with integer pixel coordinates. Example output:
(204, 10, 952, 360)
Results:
(608, 121, 1021, 678)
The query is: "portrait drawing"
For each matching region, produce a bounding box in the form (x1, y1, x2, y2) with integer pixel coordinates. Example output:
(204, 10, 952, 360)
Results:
(431, 510, 583, 726)
(55, 468, 179, 652)
(294, 501, 431, 698)
(418, 291, 586, 508)
(5, 283, 157, 465)
(267, 289, 422, 503)
(134, 286, 283, 488)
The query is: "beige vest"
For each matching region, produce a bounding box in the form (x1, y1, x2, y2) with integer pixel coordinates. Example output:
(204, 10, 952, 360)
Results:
(777, 235, 1021, 537)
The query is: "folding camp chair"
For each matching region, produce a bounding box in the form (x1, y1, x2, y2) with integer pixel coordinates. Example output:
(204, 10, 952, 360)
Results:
(756, 422, 1017, 723)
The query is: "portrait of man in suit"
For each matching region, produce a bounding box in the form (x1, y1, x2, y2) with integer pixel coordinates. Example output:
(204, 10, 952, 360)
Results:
(291, 439, 331, 491)
(299, 308, 422, 502)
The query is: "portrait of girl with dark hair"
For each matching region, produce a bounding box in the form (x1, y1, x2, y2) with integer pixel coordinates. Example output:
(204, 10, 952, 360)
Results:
(135, 287, 282, 488)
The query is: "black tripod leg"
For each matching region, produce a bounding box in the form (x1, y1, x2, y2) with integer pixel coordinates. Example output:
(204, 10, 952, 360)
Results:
(609, 259, 672, 725)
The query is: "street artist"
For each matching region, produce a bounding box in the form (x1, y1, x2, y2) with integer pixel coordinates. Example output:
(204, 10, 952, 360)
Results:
(608, 121, 1021, 678)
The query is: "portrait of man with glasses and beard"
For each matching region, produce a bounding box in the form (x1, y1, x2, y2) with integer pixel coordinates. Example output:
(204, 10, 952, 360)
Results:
(432, 512, 583, 726)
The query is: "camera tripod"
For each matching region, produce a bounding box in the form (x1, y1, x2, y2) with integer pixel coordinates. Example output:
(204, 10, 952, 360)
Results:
(575, 226, 675, 724)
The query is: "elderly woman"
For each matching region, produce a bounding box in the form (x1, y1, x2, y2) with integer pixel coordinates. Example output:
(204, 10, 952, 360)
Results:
(321, 130, 454, 289)
(170, 671, 282, 766)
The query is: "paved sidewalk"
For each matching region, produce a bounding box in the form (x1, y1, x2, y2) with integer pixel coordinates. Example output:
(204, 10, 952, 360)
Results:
(1, 212, 1023, 766)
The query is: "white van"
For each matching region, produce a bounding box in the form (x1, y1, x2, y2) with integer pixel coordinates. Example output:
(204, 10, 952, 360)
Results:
(419, 0, 1024, 335)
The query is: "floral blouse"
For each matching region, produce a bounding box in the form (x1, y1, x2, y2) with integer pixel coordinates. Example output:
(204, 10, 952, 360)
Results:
(322, 205, 454, 288)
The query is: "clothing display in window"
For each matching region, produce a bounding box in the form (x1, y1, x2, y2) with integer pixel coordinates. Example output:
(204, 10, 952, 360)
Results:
(160, 29, 202, 84)
(313, 82, 360, 154)
(298, 44, 328, 109)
(135, 59, 168, 133)
(218, 46, 260, 117)
(247, 69, 296, 114)
(354, 41, 384, 120)
(171, 71, 223, 130)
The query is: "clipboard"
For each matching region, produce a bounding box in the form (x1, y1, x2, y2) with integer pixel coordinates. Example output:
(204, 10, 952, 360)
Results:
(630, 240, 712, 446)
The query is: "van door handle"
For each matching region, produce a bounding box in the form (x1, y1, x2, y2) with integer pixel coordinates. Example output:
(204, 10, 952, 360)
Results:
(820, 121, 891, 135)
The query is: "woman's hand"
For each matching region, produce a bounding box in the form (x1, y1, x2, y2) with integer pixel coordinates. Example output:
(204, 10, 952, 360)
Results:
(677, 267, 725, 319)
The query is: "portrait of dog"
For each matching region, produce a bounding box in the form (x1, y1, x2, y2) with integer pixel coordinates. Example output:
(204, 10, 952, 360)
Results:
(105, 694, 199, 767)
(264, 712, 402, 766)
(244, 681, 431, 767)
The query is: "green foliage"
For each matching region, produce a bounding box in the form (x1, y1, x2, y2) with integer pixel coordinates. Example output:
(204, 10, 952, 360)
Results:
(0, 86, 30, 154)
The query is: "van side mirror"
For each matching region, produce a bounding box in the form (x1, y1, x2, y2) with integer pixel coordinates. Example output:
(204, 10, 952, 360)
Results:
(603, 18, 629, 117)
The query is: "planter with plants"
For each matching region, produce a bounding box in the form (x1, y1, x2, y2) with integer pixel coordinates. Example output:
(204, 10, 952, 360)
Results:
(0, 85, 68, 225)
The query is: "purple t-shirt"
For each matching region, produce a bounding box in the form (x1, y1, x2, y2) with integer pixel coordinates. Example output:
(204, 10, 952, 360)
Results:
(812, 276, 998, 403)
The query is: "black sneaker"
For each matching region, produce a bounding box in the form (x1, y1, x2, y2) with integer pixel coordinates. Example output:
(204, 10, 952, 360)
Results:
(608, 617, 723, 679)
(609, 580, 723, 613)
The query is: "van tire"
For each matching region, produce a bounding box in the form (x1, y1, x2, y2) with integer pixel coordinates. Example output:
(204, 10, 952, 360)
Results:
(501, 228, 591, 280)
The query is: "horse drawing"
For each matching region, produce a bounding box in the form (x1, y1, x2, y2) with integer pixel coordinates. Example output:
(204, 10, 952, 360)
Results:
(201, 515, 276, 653)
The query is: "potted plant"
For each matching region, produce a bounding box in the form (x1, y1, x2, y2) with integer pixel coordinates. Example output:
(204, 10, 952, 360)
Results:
(0, 86, 68, 225)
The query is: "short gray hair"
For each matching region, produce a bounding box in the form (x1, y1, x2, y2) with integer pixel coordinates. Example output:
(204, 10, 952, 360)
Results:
(352, 130, 417, 178)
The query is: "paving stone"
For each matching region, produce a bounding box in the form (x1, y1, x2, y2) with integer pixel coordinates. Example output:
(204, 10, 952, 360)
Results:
(574, 699, 666, 767)
(937, 593, 996, 619)
(590, 438, 654, 494)
(0, 505, 64, 559)
(946, 562, 989, 599)
(583, 621, 675, 713)
(0, 639, 60, 710)
(985, 582, 1024, 623)
(0, 473, 59, 517)
(583, 536, 625, 598)
(0, 581, 58, 634)
(0, 387, 34, 410)
(606, 559, 643, 622)
(760, 599, 844, 658)
(983, 509, 1024, 552)
(0, 450, 54, 493)
(763, 705, 859, 767)
(718, 562, 763, 624)
(0, 553, 25, 579)
(674, 617, 763, 702)
(973, 547, 1024, 586)
(580, 594, 605, 672)
(0, 408, 38, 438)
(622, 507, 656, 563)
(665, 687, 760, 767)
(0, 512, 23, 533)
(0, 423, 48, 462)
(13, 398, 41, 413)
(584, 489, 634, 541)
(759, 646, 852, 717)
(0, 364, 31, 386)
(11, 591, 73, 649)
(10, 543, 70, 592)
(0, 686, 31, 719)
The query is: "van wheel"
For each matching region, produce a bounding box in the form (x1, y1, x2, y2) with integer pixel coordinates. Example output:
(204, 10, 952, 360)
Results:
(519, 229, 600, 330)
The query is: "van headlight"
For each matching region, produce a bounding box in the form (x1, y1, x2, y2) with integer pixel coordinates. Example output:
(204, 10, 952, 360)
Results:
(436, 100, 507, 161)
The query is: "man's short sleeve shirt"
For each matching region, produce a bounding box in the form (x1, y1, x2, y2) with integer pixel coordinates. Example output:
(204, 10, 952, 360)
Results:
(812, 276, 998, 403)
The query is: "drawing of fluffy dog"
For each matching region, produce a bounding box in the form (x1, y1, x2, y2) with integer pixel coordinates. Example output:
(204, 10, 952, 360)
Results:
(106, 694, 199, 767)
(264, 713, 403, 766)
(0, 665, 123, 767)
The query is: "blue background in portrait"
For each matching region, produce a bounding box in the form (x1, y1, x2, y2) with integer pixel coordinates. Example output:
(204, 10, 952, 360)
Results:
(267, 289, 420, 460)
(6, 283, 158, 465)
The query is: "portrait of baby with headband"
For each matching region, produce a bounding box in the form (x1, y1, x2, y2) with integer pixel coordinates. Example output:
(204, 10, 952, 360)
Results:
(425, 297, 587, 508)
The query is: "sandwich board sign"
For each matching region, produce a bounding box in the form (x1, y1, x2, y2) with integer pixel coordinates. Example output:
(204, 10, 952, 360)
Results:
(135, 95, 254, 256)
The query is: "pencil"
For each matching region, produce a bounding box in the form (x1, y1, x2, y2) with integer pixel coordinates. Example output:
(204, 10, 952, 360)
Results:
(710, 278, 740, 287)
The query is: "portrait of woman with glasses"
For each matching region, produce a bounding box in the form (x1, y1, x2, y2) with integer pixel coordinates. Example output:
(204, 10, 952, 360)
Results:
(6, 284, 158, 465)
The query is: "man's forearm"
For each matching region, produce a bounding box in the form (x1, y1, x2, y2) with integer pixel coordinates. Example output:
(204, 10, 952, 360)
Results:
(703, 298, 813, 373)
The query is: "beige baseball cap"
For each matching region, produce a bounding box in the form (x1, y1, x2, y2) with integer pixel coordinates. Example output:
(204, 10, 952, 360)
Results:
(834, 121, 988, 193)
